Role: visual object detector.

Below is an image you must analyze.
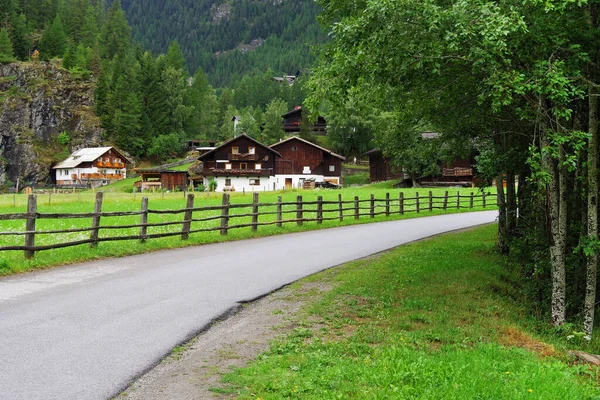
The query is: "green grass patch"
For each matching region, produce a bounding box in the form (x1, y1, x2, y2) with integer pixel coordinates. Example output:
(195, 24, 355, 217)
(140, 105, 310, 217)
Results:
(0, 185, 495, 275)
(344, 172, 370, 186)
(218, 225, 600, 399)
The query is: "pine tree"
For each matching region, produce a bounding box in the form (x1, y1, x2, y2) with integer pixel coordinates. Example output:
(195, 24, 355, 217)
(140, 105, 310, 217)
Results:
(80, 4, 99, 47)
(8, 13, 28, 60)
(0, 27, 14, 62)
(165, 40, 186, 73)
(102, 0, 130, 59)
(262, 98, 287, 145)
(38, 14, 67, 60)
(62, 41, 76, 69)
(184, 67, 218, 141)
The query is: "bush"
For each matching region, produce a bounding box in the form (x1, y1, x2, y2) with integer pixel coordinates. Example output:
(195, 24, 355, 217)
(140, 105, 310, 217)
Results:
(196, 183, 206, 192)
(208, 179, 217, 192)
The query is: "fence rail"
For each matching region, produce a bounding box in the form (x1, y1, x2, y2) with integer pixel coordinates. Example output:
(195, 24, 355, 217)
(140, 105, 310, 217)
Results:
(0, 190, 491, 259)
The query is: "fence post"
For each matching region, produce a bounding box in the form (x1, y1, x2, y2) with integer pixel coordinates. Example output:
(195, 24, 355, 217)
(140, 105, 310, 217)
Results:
(24, 194, 37, 259)
(317, 196, 323, 224)
(181, 193, 195, 240)
(443, 191, 448, 210)
(482, 191, 487, 208)
(470, 192, 474, 209)
(354, 196, 359, 220)
(277, 196, 283, 227)
(457, 191, 461, 209)
(429, 191, 433, 212)
(399, 192, 404, 215)
(220, 193, 229, 235)
(296, 195, 303, 226)
(90, 191, 103, 248)
(338, 194, 343, 222)
(140, 197, 149, 243)
(416, 192, 420, 213)
(252, 192, 259, 232)
(370, 194, 375, 218)
(385, 193, 390, 217)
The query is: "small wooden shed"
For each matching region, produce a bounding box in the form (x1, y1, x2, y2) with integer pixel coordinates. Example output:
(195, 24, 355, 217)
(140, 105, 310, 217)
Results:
(135, 168, 189, 191)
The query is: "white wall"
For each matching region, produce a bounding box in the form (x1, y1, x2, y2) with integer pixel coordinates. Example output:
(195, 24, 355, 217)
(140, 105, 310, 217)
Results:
(56, 167, 127, 183)
(205, 176, 277, 193)
(272, 174, 341, 190)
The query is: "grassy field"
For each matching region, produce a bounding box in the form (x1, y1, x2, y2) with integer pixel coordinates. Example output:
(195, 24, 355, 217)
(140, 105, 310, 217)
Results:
(0, 182, 495, 275)
(216, 225, 600, 399)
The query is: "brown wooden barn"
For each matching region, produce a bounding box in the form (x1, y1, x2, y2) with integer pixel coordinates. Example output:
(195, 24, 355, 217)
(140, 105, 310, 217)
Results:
(270, 136, 345, 188)
(364, 149, 404, 183)
(282, 106, 327, 135)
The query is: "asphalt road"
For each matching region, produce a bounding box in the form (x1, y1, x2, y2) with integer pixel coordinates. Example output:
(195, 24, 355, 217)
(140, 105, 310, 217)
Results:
(0, 211, 497, 399)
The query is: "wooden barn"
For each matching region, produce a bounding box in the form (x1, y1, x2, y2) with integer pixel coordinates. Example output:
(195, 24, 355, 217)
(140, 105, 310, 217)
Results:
(270, 136, 345, 189)
(134, 169, 189, 191)
(364, 149, 404, 183)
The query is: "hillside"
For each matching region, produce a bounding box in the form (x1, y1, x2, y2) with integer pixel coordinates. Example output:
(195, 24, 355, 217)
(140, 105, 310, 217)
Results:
(119, 0, 327, 87)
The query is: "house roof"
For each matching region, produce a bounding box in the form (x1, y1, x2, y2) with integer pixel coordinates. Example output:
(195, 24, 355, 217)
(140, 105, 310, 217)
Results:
(53, 147, 130, 169)
(270, 136, 346, 161)
(198, 133, 282, 161)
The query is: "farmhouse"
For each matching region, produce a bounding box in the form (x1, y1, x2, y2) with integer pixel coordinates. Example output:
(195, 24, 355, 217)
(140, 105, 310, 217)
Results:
(198, 134, 281, 192)
(53, 147, 130, 186)
(270, 136, 345, 189)
(282, 106, 327, 136)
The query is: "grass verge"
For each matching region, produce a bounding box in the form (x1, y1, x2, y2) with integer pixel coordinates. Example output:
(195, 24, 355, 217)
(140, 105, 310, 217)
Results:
(217, 225, 600, 399)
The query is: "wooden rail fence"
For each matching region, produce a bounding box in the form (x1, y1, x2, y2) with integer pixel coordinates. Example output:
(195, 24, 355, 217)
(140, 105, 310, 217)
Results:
(0, 190, 490, 259)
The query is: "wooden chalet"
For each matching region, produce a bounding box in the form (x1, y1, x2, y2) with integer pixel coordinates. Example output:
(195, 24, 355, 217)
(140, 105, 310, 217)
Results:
(53, 147, 130, 186)
(198, 134, 282, 192)
(282, 106, 327, 136)
(270, 136, 345, 189)
(134, 168, 189, 192)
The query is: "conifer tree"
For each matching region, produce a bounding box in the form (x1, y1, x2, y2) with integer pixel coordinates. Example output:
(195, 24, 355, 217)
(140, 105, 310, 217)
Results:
(0, 27, 14, 62)
(8, 13, 29, 60)
(184, 67, 218, 141)
(62, 40, 76, 69)
(165, 40, 186, 73)
(102, 0, 130, 59)
(38, 14, 67, 59)
(262, 98, 287, 145)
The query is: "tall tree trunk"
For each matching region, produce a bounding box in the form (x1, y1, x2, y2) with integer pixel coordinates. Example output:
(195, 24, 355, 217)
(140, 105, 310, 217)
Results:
(584, 86, 598, 339)
(506, 172, 517, 233)
(497, 174, 509, 255)
(540, 112, 567, 326)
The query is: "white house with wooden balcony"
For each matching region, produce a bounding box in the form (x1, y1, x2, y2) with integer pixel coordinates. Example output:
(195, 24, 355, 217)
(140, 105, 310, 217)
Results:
(53, 147, 130, 186)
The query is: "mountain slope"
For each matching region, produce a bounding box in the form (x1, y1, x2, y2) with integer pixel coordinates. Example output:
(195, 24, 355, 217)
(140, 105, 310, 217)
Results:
(119, 0, 327, 87)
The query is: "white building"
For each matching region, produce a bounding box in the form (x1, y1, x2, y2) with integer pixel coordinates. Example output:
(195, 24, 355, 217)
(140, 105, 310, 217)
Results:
(53, 147, 130, 186)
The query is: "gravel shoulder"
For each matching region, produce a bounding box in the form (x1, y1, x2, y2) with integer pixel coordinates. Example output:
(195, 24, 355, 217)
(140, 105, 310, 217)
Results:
(117, 278, 335, 399)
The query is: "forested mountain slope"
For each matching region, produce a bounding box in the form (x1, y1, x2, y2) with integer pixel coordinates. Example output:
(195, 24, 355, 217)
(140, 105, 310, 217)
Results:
(119, 0, 327, 87)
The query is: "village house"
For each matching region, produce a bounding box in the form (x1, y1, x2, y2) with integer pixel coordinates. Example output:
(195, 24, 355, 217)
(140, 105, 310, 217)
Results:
(198, 134, 281, 192)
(53, 147, 130, 186)
(270, 136, 345, 189)
(282, 106, 327, 136)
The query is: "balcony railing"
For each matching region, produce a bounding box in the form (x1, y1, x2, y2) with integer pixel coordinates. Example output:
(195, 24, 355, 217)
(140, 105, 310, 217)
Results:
(442, 168, 473, 177)
(80, 173, 124, 180)
(210, 168, 272, 177)
(230, 153, 258, 161)
(96, 161, 125, 168)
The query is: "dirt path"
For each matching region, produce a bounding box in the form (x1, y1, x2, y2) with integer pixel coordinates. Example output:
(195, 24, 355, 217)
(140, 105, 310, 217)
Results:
(117, 279, 335, 399)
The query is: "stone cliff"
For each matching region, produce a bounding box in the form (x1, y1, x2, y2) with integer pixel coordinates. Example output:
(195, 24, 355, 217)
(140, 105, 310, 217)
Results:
(0, 62, 103, 189)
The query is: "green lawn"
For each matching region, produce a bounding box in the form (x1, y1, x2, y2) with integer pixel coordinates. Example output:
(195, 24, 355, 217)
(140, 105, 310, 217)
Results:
(216, 225, 600, 399)
(0, 184, 495, 275)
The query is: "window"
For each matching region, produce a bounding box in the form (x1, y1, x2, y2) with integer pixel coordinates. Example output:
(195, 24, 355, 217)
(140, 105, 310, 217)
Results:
(255, 163, 262, 170)
(225, 178, 232, 186)
(225, 163, 232, 170)
(100, 169, 107, 174)
(232, 147, 239, 154)
(240, 163, 247, 170)
(329, 165, 335, 172)
(292, 146, 297, 151)
(249, 147, 256, 155)
(249, 178, 260, 186)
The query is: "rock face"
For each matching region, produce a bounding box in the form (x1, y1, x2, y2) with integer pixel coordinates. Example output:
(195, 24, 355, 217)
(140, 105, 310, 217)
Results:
(0, 62, 103, 188)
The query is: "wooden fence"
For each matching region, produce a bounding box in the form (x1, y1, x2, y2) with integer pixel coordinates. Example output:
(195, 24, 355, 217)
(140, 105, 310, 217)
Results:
(0, 190, 491, 259)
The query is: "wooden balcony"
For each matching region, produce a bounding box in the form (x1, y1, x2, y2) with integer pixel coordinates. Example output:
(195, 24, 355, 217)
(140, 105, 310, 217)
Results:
(210, 168, 272, 177)
(230, 153, 258, 161)
(96, 161, 125, 168)
(81, 173, 124, 180)
(442, 168, 473, 177)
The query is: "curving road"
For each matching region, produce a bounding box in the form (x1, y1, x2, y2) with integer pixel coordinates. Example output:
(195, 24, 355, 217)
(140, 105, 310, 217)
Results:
(0, 211, 496, 399)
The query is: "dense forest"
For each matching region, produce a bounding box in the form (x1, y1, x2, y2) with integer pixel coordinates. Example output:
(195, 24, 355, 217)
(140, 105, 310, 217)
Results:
(118, 0, 328, 87)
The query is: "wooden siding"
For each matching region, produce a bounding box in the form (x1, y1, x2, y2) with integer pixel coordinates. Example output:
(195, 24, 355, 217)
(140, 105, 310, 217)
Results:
(368, 151, 403, 182)
(160, 172, 188, 190)
(201, 135, 279, 176)
(272, 138, 341, 176)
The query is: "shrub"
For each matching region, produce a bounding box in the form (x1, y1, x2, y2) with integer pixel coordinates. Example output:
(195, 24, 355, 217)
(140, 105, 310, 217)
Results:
(208, 179, 217, 192)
